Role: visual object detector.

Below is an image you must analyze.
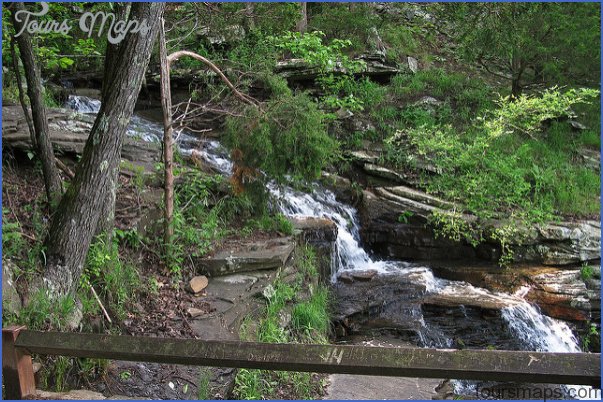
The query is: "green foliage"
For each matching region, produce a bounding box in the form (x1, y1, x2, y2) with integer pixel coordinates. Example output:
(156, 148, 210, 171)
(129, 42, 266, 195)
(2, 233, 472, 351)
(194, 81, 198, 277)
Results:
(249, 213, 294, 235)
(443, 2, 601, 94)
(428, 210, 481, 247)
(271, 31, 368, 111)
(385, 87, 600, 265)
(224, 92, 338, 185)
(233, 246, 330, 399)
(308, 2, 380, 51)
(291, 287, 329, 341)
(7, 288, 75, 331)
(164, 172, 227, 275)
(582, 323, 600, 351)
(197, 368, 212, 400)
(484, 87, 600, 140)
(398, 211, 414, 224)
(82, 235, 140, 320)
(2, 208, 24, 259)
(580, 265, 595, 281)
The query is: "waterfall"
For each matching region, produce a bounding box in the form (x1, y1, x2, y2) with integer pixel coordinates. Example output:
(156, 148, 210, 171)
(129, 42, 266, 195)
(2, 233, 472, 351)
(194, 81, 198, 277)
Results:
(501, 303, 581, 353)
(64, 95, 597, 398)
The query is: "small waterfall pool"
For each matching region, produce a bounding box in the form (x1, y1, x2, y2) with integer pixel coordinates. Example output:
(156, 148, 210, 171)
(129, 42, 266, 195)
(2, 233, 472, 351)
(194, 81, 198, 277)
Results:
(66, 95, 599, 399)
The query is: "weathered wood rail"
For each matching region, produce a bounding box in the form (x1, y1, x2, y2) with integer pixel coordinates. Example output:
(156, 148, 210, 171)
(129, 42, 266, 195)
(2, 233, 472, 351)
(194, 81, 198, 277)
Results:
(3, 326, 601, 399)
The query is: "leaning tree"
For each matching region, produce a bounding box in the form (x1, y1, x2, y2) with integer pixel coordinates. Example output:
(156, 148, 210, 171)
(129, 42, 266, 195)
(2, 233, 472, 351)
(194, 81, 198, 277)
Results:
(9, 2, 63, 206)
(42, 2, 166, 298)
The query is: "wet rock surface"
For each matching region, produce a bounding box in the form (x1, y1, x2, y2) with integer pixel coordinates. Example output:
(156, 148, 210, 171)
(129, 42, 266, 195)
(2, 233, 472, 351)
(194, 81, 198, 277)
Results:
(430, 263, 599, 323)
(2, 105, 160, 173)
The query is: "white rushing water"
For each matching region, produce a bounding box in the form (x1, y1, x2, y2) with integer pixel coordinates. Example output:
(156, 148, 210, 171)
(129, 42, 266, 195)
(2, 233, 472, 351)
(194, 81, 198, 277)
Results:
(66, 95, 597, 399)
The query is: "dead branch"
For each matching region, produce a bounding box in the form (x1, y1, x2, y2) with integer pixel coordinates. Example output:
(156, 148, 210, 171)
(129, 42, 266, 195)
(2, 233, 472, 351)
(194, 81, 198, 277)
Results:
(167, 50, 261, 108)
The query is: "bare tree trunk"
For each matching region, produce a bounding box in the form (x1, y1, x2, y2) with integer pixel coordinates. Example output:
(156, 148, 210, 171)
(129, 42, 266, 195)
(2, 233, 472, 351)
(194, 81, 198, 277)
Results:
(96, 2, 131, 239)
(10, 33, 36, 149)
(10, 2, 63, 207)
(296, 2, 308, 33)
(244, 2, 255, 31)
(511, 52, 524, 98)
(159, 19, 175, 251)
(42, 2, 165, 298)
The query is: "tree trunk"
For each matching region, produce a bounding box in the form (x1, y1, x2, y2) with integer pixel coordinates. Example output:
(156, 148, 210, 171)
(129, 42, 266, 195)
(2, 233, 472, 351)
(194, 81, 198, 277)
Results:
(244, 2, 255, 31)
(9, 33, 36, 149)
(510, 51, 524, 98)
(96, 2, 131, 239)
(296, 2, 308, 33)
(10, 2, 63, 207)
(159, 19, 175, 252)
(42, 2, 165, 298)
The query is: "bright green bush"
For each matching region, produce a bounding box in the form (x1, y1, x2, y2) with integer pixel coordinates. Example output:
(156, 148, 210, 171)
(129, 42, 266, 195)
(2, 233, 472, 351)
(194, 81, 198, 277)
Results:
(224, 92, 339, 184)
(385, 87, 601, 264)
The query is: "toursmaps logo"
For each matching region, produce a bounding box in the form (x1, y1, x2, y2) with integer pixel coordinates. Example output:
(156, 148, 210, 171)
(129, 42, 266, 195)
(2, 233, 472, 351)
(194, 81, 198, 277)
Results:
(13, 2, 151, 44)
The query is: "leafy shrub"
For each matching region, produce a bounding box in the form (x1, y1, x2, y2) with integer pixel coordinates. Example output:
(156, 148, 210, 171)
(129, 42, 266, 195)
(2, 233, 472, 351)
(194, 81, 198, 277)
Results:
(270, 31, 368, 111)
(484, 87, 600, 140)
(224, 92, 338, 185)
(2, 209, 24, 259)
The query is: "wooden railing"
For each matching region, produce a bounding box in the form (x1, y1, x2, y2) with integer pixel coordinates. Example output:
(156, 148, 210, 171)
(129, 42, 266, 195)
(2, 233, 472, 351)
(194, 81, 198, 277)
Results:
(2, 325, 601, 399)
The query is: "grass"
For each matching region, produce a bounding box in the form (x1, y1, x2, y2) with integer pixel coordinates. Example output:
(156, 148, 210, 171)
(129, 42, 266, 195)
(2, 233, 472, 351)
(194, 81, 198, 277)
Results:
(291, 287, 330, 341)
(233, 246, 330, 400)
(197, 368, 212, 400)
(581, 264, 595, 281)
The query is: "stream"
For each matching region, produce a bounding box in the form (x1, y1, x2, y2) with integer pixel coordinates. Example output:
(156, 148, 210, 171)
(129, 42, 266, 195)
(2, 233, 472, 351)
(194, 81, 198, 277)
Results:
(67, 95, 599, 400)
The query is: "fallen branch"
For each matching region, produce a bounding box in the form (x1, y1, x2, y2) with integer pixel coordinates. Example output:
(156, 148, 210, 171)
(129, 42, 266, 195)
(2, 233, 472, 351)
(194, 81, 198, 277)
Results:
(55, 158, 75, 179)
(87, 281, 112, 324)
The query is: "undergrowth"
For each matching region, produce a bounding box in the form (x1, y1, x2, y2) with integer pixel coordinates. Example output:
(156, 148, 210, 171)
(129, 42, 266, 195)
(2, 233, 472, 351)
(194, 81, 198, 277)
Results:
(233, 246, 330, 399)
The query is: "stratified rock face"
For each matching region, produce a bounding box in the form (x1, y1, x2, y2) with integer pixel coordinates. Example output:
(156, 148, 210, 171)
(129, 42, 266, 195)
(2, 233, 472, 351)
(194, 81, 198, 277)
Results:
(2, 105, 160, 171)
(275, 54, 399, 83)
(526, 269, 593, 322)
(517, 221, 601, 265)
(430, 264, 599, 323)
(357, 182, 601, 265)
(197, 238, 295, 276)
(359, 189, 476, 261)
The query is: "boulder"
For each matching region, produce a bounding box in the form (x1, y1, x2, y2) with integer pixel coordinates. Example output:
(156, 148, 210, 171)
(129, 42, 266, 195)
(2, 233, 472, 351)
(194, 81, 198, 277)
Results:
(197, 238, 295, 276)
(407, 56, 419, 73)
(187, 275, 209, 295)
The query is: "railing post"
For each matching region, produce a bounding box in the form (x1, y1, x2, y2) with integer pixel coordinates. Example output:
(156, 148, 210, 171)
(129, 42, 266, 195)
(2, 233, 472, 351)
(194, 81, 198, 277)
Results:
(2, 325, 35, 400)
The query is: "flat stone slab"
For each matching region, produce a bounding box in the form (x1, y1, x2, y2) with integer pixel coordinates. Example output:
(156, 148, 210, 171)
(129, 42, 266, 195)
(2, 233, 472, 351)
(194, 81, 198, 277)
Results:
(198, 238, 294, 276)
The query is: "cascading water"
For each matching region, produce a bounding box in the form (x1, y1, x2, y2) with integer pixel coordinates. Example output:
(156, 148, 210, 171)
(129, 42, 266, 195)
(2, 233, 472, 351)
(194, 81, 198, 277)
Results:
(65, 95, 598, 399)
